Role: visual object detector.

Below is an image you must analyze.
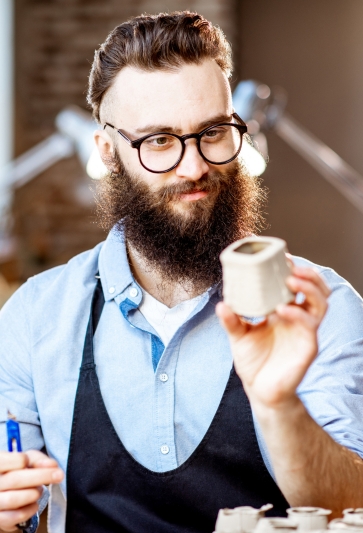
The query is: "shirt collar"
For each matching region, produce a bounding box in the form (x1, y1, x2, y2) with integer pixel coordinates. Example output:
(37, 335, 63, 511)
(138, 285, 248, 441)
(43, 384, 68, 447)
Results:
(98, 225, 222, 304)
(98, 226, 134, 302)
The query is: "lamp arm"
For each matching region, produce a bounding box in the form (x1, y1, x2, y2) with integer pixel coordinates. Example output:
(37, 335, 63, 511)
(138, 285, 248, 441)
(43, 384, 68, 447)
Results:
(0, 133, 75, 190)
(275, 113, 363, 215)
(0, 132, 75, 240)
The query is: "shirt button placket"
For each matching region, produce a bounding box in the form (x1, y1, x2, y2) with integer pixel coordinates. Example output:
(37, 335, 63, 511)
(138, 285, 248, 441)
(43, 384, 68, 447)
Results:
(155, 355, 177, 470)
(159, 372, 170, 462)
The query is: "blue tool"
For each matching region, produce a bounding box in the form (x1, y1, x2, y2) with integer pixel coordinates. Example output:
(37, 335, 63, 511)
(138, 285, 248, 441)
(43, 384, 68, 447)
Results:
(6, 410, 32, 530)
(7, 410, 22, 452)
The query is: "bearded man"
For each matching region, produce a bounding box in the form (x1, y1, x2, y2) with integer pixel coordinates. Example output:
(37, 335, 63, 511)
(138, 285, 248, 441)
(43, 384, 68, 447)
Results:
(1, 11, 363, 533)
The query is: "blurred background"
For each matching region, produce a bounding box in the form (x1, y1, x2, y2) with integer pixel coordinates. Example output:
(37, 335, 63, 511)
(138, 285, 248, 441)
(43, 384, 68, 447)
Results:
(1, 0, 363, 310)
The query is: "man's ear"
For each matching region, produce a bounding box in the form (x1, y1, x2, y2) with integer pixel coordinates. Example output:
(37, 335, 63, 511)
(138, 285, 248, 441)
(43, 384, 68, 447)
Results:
(93, 129, 120, 173)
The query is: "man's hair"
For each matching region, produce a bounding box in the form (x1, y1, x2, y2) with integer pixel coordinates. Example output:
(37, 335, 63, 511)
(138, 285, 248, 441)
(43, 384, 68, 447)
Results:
(87, 11, 233, 122)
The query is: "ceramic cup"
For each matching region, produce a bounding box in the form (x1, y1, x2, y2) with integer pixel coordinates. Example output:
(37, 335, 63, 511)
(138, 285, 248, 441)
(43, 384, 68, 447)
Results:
(287, 507, 331, 530)
(329, 519, 363, 531)
(342, 510, 363, 527)
(220, 236, 294, 317)
(215, 504, 273, 533)
(254, 517, 298, 533)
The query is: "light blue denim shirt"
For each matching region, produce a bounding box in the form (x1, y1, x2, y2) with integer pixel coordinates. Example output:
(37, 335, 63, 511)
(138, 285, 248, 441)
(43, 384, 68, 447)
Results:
(1, 229, 363, 533)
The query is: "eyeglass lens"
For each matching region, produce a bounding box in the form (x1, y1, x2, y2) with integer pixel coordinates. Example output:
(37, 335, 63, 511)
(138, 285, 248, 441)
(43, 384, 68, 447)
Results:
(139, 124, 242, 172)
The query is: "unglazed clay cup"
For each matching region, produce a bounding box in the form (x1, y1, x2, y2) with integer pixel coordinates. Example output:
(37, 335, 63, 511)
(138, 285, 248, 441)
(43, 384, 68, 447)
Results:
(220, 236, 294, 317)
(342, 510, 363, 527)
(329, 519, 363, 531)
(287, 507, 331, 530)
(254, 517, 298, 533)
(215, 504, 273, 533)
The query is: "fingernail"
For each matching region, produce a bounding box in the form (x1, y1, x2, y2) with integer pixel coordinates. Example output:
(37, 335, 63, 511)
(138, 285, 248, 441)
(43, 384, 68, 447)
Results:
(52, 469, 63, 481)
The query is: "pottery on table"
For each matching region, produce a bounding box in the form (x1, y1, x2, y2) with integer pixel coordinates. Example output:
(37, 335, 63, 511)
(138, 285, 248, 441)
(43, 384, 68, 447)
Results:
(287, 507, 331, 530)
(254, 517, 298, 533)
(215, 504, 273, 533)
(342, 510, 363, 527)
(329, 519, 363, 531)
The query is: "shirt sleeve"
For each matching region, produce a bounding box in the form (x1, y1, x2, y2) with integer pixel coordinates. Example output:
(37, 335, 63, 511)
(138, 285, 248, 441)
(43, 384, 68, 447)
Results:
(23, 513, 39, 533)
(24, 487, 50, 533)
(298, 266, 363, 458)
(0, 282, 45, 452)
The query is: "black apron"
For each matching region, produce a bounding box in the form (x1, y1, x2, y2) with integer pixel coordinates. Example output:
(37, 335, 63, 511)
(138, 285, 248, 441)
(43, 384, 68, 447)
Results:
(66, 278, 289, 533)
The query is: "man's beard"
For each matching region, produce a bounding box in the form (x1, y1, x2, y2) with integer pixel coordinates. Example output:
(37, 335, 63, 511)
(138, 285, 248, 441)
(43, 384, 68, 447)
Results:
(96, 151, 266, 293)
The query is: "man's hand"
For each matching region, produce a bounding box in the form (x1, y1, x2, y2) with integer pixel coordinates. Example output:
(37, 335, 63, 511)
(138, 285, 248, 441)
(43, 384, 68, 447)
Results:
(216, 265, 331, 410)
(216, 265, 363, 516)
(0, 450, 63, 532)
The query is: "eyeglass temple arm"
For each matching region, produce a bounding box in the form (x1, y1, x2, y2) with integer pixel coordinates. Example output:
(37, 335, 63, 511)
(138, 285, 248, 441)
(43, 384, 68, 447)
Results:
(232, 112, 246, 126)
(103, 123, 132, 146)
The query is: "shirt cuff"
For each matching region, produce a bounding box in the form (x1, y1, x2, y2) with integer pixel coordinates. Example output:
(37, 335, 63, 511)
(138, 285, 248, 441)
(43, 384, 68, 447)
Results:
(23, 513, 39, 533)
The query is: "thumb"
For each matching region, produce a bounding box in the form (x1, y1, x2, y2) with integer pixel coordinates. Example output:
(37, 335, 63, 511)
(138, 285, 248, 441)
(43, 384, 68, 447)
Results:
(216, 302, 248, 341)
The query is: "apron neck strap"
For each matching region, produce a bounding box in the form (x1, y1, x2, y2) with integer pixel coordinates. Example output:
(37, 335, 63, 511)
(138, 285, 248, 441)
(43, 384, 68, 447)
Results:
(81, 276, 105, 368)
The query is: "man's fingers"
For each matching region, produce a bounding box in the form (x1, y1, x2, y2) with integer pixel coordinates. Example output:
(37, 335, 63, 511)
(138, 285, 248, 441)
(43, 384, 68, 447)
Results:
(291, 266, 331, 298)
(0, 452, 54, 531)
(25, 450, 58, 468)
(0, 487, 43, 511)
(287, 276, 328, 320)
(0, 502, 38, 532)
(216, 302, 248, 340)
(0, 451, 58, 475)
(0, 453, 28, 474)
(276, 302, 317, 328)
(0, 468, 63, 491)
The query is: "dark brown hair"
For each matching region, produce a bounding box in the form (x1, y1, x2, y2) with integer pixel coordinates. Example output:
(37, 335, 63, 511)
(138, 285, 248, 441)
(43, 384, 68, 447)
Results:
(87, 11, 233, 122)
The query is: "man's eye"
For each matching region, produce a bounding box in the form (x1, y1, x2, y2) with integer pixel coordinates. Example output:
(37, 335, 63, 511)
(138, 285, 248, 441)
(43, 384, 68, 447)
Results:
(146, 136, 171, 147)
(155, 137, 168, 145)
(204, 128, 224, 139)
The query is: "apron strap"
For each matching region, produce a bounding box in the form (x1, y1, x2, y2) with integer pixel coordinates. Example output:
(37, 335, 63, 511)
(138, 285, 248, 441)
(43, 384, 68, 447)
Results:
(92, 277, 105, 334)
(81, 276, 105, 369)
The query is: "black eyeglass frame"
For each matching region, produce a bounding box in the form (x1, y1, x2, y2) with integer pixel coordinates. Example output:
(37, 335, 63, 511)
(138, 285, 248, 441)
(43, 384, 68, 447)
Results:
(103, 112, 248, 174)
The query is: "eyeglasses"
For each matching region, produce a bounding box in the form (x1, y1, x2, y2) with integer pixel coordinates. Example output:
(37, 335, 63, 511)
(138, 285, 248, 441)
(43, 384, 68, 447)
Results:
(103, 113, 248, 174)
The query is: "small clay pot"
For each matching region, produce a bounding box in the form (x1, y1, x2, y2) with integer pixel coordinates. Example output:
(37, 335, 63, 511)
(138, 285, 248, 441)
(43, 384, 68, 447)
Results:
(287, 507, 331, 530)
(215, 504, 273, 533)
(220, 236, 294, 317)
(329, 519, 363, 532)
(342, 510, 363, 527)
(254, 517, 298, 533)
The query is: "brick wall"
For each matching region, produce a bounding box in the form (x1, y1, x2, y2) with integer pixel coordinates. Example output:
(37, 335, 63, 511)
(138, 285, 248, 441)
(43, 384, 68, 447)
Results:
(12, 0, 238, 280)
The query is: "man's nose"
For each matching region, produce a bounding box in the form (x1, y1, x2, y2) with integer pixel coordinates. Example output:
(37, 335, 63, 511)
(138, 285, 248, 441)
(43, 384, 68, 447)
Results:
(175, 139, 209, 180)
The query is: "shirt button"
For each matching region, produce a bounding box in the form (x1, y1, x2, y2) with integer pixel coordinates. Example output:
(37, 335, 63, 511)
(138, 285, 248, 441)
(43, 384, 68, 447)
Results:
(160, 445, 170, 455)
(108, 286, 115, 294)
(129, 287, 138, 298)
(159, 373, 168, 382)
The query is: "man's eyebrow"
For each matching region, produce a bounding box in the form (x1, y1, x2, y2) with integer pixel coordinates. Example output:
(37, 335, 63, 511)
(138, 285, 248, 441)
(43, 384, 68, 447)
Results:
(134, 124, 182, 135)
(133, 114, 233, 136)
(196, 114, 233, 130)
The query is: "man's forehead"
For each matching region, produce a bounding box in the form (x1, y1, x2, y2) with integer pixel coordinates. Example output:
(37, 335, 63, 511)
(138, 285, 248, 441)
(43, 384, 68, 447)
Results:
(101, 59, 232, 130)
